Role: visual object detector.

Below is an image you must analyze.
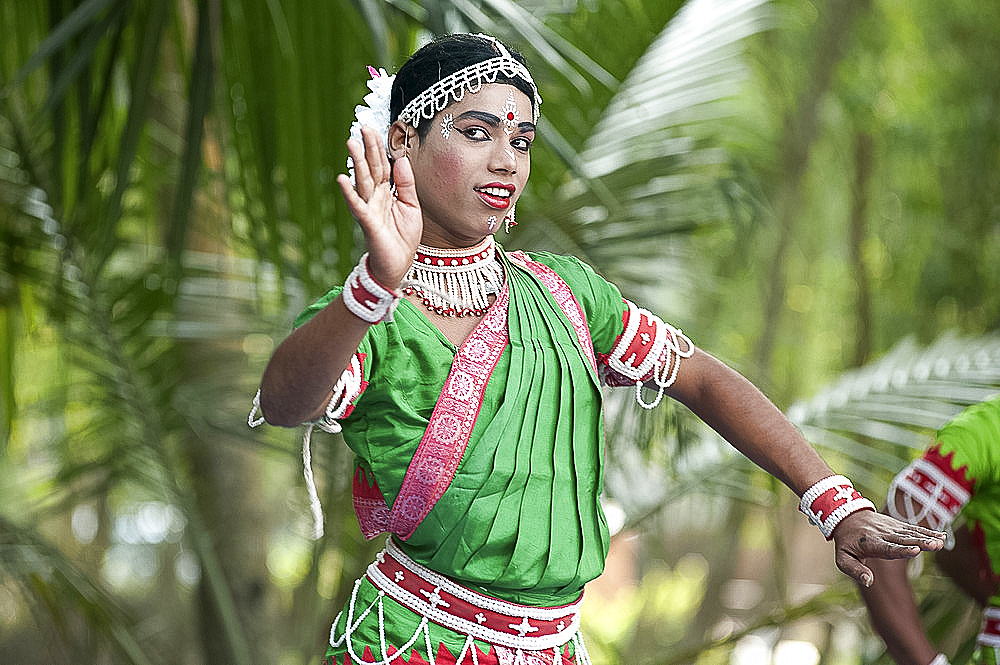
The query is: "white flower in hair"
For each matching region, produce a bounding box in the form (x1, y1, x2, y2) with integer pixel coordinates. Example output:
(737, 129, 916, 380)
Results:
(348, 66, 395, 184)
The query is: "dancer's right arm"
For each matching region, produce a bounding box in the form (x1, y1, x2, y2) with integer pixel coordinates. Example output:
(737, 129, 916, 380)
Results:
(258, 125, 422, 426)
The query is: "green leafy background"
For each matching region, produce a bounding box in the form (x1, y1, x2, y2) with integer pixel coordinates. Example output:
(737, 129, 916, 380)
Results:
(1, 0, 998, 663)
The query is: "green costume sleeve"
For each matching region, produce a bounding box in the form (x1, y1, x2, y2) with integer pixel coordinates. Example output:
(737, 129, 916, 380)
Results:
(935, 396, 1000, 584)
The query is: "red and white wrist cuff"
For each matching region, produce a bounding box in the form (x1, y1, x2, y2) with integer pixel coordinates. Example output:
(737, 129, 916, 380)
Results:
(799, 475, 876, 540)
(981, 606, 1000, 648)
(342, 254, 401, 323)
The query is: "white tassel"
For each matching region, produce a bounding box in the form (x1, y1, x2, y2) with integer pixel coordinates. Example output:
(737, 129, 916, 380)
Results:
(301, 424, 324, 540)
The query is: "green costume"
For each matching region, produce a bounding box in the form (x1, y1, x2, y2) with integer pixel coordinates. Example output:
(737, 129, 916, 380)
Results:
(930, 396, 1000, 658)
(294, 250, 639, 663)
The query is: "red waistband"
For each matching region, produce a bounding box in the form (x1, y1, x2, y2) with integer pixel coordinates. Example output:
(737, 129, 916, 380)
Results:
(366, 539, 582, 651)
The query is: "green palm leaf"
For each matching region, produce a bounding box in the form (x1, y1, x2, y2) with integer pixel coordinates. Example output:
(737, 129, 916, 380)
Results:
(524, 0, 770, 297)
(788, 331, 1000, 488)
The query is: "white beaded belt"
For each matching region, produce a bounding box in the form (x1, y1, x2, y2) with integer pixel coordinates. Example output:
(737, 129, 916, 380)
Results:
(366, 539, 583, 651)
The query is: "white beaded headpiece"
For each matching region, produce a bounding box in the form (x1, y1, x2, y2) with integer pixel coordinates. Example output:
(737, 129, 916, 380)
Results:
(397, 34, 542, 128)
(347, 34, 541, 182)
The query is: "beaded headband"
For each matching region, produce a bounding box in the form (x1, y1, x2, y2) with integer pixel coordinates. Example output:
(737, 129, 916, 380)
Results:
(347, 34, 541, 182)
(397, 35, 542, 128)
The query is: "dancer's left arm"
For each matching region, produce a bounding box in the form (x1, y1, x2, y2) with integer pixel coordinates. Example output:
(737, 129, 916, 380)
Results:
(662, 346, 946, 586)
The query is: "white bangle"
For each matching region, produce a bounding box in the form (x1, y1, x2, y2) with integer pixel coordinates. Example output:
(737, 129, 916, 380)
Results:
(799, 475, 876, 540)
(342, 254, 401, 323)
(928, 655, 950, 665)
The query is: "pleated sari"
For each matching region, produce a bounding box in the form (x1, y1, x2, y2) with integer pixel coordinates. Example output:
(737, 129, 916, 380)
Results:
(295, 248, 628, 663)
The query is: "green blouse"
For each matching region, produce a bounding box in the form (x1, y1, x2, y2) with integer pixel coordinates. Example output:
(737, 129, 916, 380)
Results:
(934, 395, 1000, 605)
(296, 249, 628, 608)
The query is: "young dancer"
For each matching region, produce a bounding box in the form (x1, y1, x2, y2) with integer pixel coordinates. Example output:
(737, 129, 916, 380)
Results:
(252, 33, 945, 664)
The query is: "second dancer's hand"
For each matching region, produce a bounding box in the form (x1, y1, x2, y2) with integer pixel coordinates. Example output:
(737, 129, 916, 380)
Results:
(336, 125, 422, 289)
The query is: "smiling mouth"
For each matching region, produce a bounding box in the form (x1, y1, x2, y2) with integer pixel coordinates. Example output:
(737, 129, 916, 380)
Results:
(476, 186, 513, 209)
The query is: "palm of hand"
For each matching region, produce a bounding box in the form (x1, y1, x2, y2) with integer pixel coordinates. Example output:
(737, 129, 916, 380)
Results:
(337, 126, 422, 288)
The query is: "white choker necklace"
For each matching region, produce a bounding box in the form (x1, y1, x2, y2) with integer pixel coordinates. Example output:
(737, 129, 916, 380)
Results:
(402, 236, 504, 317)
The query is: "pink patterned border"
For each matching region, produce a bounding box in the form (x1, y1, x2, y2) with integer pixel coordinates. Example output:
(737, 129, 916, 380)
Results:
(508, 252, 597, 373)
(387, 282, 511, 540)
(373, 253, 596, 541)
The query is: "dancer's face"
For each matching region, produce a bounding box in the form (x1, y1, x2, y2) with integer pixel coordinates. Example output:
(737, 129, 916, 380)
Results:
(395, 83, 534, 249)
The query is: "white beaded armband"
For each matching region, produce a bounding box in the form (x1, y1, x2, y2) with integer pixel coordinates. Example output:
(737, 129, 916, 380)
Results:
(799, 475, 876, 540)
(342, 254, 401, 323)
(605, 300, 694, 410)
(928, 655, 951, 665)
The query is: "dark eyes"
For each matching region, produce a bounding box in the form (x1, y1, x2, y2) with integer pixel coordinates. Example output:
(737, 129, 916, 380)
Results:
(511, 137, 532, 152)
(459, 127, 533, 152)
(461, 127, 489, 140)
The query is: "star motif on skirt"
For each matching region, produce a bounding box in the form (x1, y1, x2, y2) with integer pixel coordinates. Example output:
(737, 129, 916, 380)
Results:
(421, 586, 450, 609)
(509, 617, 538, 637)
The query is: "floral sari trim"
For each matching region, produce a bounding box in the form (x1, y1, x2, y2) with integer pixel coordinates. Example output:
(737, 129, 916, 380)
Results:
(356, 281, 511, 540)
(354, 253, 599, 541)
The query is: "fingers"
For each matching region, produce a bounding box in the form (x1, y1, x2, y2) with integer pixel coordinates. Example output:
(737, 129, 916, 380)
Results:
(830, 510, 950, 587)
(336, 172, 365, 219)
(346, 126, 392, 202)
(858, 536, 921, 560)
(835, 547, 874, 587)
(361, 125, 390, 187)
(392, 155, 418, 208)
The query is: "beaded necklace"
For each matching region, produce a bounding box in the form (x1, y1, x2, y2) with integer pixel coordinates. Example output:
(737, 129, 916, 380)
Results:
(402, 236, 504, 317)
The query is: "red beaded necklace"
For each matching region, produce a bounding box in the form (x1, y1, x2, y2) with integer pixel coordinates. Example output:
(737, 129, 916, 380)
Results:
(402, 236, 504, 317)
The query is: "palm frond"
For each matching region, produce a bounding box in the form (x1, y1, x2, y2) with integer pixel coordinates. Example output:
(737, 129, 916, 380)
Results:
(787, 331, 1000, 492)
(527, 0, 771, 300)
(0, 515, 155, 665)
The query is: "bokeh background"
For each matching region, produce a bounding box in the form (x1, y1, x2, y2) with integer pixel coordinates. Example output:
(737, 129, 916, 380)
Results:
(2, 0, 999, 663)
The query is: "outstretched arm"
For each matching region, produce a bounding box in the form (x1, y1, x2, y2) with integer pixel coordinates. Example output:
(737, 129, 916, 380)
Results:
(259, 125, 422, 426)
(662, 348, 945, 586)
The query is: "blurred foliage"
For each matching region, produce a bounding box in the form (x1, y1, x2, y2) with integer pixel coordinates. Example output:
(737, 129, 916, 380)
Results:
(1, 0, 999, 664)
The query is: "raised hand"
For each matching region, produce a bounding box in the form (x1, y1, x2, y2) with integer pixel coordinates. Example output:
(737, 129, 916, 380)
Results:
(831, 510, 946, 587)
(336, 125, 422, 289)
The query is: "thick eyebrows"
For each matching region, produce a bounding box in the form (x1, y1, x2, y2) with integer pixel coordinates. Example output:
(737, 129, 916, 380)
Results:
(455, 110, 502, 126)
(455, 110, 536, 134)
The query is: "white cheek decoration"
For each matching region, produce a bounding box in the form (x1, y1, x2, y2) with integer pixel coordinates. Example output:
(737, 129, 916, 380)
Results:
(487, 215, 498, 231)
(440, 113, 454, 139)
(501, 91, 519, 136)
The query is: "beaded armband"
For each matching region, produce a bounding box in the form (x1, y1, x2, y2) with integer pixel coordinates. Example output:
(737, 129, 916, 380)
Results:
(929, 654, 951, 665)
(886, 444, 972, 549)
(981, 607, 1000, 649)
(602, 300, 694, 409)
(342, 254, 401, 323)
(799, 475, 876, 540)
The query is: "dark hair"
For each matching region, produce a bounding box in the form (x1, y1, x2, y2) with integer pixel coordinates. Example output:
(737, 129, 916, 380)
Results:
(390, 34, 536, 138)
